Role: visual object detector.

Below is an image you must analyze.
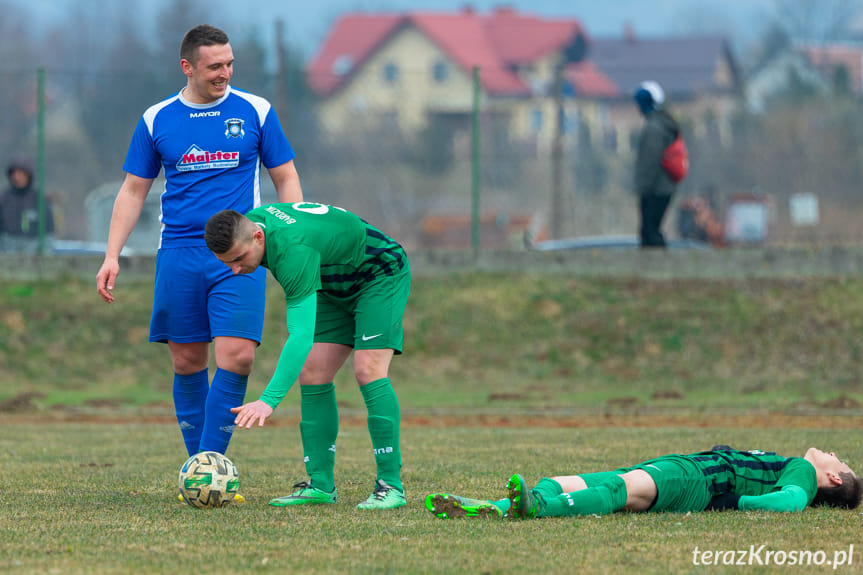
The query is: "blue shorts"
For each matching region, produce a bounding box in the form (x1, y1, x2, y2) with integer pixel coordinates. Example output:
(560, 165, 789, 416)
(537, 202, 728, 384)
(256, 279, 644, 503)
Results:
(149, 245, 266, 344)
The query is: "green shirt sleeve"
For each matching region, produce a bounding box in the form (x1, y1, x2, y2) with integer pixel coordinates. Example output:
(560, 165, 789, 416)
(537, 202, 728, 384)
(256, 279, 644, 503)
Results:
(738, 485, 810, 512)
(258, 292, 316, 409)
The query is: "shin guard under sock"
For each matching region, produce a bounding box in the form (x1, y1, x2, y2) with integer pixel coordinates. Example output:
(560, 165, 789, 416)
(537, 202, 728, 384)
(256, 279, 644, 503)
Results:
(541, 474, 627, 517)
(360, 378, 403, 492)
(300, 383, 339, 493)
(173, 369, 209, 457)
(199, 368, 248, 455)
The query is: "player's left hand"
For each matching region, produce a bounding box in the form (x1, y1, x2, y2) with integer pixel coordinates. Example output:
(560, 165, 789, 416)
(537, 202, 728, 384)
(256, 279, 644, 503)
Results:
(231, 400, 274, 429)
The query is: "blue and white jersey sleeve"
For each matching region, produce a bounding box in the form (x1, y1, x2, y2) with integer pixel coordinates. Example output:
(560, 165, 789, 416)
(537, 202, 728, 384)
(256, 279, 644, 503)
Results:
(123, 95, 179, 179)
(124, 117, 163, 179)
(246, 94, 295, 170)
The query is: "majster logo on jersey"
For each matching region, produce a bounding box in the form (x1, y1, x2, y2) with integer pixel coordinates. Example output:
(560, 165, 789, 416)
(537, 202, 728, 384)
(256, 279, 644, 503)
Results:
(177, 144, 240, 172)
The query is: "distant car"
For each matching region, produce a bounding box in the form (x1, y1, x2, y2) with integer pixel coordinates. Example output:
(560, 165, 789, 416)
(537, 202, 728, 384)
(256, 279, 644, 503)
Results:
(526, 234, 711, 252)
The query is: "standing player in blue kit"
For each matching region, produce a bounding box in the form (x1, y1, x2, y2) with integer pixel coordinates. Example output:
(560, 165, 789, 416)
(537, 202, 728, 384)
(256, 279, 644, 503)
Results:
(95, 25, 304, 482)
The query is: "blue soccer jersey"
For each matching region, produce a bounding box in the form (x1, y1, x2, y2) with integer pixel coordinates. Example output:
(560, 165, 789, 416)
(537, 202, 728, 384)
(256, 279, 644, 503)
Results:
(123, 85, 295, 247)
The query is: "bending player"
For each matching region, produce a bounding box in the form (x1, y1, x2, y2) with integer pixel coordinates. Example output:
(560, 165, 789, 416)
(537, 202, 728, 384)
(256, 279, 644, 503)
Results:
(426, 446, 862, 519)
(205, 203, 410, 510)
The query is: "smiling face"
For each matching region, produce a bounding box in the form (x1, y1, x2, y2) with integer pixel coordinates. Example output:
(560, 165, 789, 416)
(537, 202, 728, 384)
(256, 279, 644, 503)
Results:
(181, 43, 234, 104)
(215, 225, 265, 275)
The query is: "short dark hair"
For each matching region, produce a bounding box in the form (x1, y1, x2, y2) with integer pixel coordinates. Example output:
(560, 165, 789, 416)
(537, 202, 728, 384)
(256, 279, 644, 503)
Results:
(812, 472, 863, 509)
(180, 24, 229, 64)
(205, 209, 245, 254)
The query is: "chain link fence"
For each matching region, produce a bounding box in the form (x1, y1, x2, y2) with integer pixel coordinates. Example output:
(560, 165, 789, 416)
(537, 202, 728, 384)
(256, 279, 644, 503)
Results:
(3, 65, 863, 255)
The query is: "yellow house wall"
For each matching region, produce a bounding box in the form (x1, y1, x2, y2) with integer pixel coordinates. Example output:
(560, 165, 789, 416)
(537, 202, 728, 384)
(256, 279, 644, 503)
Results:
(318, 26, 476, 133)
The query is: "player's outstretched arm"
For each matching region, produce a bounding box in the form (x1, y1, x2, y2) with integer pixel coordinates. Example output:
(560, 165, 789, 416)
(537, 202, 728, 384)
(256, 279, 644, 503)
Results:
(738, 485, 809, 512)
(232, 293, 316, 430)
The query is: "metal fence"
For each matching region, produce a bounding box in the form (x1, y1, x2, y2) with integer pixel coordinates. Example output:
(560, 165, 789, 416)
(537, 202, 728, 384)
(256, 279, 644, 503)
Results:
(2, 66, 862, 256)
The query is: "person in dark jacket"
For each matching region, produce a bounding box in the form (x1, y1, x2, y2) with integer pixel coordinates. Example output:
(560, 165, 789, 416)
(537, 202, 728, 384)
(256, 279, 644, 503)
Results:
(634, 81, 679, 248)
(0, 157, 53, 252)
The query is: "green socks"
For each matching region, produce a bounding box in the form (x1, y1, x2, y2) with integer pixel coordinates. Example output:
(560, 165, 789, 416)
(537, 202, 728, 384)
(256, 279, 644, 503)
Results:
(533, 477, 564, 501)
(299, 378, 403, 494)
(360, 378, 403, 492)
(300, 383, 339, 493)
(540, 474, 627, 517)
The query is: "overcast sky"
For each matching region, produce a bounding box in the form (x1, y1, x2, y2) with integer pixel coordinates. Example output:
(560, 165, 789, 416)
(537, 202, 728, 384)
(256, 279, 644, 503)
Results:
(9, 0, 774, 60)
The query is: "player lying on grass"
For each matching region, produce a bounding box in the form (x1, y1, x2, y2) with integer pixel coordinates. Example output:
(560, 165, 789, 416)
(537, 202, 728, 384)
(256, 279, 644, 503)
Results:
(425, 446, 862, 519)
(205, 203, 410, 510)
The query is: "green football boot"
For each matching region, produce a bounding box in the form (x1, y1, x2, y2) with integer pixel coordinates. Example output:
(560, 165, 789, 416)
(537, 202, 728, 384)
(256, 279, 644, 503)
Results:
(425, 493, 504, 519)
(356, 479, 406, 510)
(507, 473, 540, 519)
(268, 481, 337, 507)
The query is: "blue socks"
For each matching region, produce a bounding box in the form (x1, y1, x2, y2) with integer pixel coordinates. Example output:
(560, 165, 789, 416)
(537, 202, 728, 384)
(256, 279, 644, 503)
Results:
(200, 368, 248, 455)
(174, 368, 249, 456)
(172, 369, 209, 457)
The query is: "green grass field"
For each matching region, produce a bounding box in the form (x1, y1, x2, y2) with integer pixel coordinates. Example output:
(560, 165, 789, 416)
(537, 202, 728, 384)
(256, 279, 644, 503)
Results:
(2, 273, 863, 573)
(2, 423, 862, 575)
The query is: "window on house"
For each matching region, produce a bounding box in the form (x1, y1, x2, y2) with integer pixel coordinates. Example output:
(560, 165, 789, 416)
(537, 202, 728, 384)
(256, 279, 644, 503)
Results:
(383, 62, 399, 85)
(598, 104, 610, 125)
(577, 121, 592, 149)
(432, 60, 449, 83)
(563, 109, 577, 134)
(333, 55, 353, 76)
(603, 128, 618, 152)
(530, 109, 543, 134)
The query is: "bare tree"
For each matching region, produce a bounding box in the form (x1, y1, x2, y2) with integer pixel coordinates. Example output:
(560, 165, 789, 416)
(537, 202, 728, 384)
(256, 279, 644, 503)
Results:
(771, 0, 863, 43)
(0, 1, 39, 160)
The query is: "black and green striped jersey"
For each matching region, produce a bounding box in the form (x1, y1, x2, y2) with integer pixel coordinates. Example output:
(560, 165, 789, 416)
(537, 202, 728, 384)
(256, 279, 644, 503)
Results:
(687, 449, 817, 503)
(246, 202, 407, 304)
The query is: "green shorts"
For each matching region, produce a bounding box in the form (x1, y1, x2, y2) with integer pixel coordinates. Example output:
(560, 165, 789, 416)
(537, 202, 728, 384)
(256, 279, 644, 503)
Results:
(314, 264, 411, 354)
(628, 455, 712, 513)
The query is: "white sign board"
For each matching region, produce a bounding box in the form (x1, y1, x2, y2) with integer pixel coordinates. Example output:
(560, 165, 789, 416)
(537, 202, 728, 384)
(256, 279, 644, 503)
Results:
(789, 193, 819, 226)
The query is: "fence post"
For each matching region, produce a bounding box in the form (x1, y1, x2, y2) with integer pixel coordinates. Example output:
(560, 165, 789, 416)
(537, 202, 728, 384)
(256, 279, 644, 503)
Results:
(37, 67, 46, 255)
(471, 66, 481, 259)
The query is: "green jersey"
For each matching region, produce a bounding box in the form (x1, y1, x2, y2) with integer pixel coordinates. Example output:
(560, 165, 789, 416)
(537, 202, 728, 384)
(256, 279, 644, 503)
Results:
(687, 449, 816, 503)
(245, 202, 408, 409)
(629, 449, 817, 513)
(246, 202, 407, 303)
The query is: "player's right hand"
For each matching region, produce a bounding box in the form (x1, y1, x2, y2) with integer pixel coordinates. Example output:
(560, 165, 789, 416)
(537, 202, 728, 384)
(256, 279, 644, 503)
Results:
(96, 258, 120, 303)
(231, 400, 274, 429)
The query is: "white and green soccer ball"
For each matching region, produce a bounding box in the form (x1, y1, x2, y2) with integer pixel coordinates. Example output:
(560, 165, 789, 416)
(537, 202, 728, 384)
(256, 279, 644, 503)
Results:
(178, 451, 239, 509)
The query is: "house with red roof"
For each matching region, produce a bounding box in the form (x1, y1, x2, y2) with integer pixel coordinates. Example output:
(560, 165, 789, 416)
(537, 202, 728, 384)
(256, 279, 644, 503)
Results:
(306, 7, 741, 156)
(305, 6, 609, 150)
(797, 44, 863, 95)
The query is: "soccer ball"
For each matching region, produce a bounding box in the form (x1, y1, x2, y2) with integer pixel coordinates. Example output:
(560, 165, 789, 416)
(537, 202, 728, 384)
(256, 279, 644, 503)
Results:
(178, 451, 239, 509)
